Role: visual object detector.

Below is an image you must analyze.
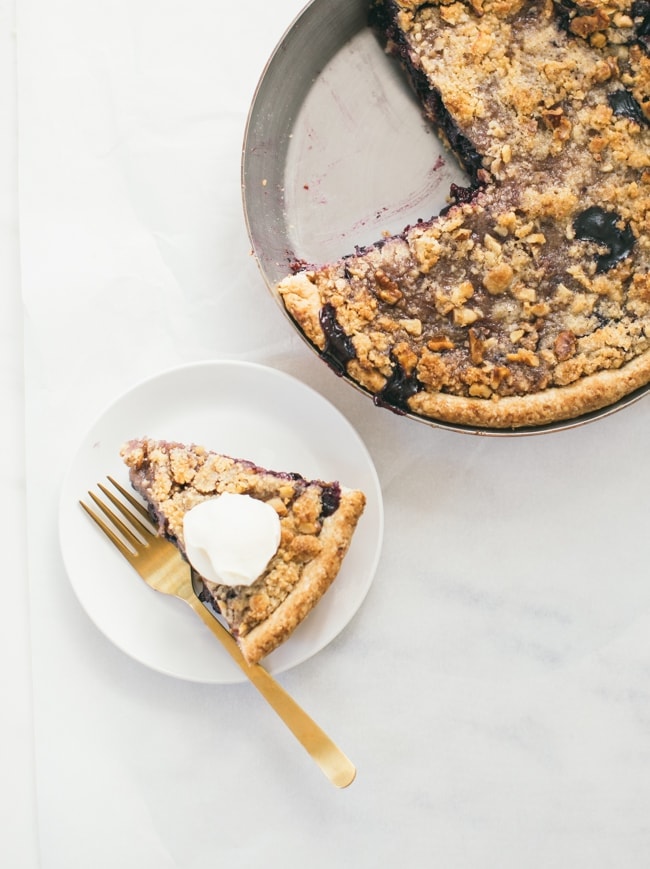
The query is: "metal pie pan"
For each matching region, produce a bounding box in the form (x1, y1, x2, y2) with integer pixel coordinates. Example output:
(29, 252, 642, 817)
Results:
(241, 0, 649, 436)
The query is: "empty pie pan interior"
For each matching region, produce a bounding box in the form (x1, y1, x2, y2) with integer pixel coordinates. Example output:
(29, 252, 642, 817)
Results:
(241, 0, 649, 437)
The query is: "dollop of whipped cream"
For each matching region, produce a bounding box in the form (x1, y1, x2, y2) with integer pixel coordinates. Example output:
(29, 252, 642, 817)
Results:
(183, 492, 281, 587)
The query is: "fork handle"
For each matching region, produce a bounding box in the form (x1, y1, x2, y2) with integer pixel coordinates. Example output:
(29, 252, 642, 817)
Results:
(188, 598, 356, 788)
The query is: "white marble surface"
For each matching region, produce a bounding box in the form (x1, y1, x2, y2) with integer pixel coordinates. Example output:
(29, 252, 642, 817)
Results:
(1, 0, 38, 866)
(8, 0, 650, 866)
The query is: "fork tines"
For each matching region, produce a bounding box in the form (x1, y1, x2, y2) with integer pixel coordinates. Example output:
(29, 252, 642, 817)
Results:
(80, 477, 153, 561)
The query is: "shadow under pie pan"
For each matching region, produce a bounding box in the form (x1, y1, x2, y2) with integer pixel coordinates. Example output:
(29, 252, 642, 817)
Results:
(241, 0, 650, 437)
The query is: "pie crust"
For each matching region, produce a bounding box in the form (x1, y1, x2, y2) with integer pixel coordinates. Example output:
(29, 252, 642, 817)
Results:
(120, 438, 366, 664)
(276, 0, 650, 429)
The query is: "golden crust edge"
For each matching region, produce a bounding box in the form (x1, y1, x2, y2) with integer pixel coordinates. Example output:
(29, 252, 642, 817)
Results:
(407, 347, 650, 429)
(275, 284, 650, 429)
(276, 274, 326, 351)
(236, 487, 366, 664)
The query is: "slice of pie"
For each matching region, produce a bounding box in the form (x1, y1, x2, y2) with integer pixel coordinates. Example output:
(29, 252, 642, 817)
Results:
(120, 437, 366, 664)
(275, 0, 650, 429)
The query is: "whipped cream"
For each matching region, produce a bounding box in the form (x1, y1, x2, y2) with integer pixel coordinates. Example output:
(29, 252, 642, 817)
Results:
(183, 492, 281, 587)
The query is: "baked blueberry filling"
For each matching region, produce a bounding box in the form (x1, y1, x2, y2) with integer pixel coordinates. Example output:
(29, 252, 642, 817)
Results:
(573, 206, 636, 273)
(552, 0, 574, 33)
(320, 483, 341, 518)
(374, 357, 423, 414)
(608, 90, 649, 126)
(319, 302, 357, 374)
(632, 0, 650, 51)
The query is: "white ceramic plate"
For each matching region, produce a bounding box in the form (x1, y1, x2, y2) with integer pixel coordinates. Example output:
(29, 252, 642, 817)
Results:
(59, 360, 383, 683)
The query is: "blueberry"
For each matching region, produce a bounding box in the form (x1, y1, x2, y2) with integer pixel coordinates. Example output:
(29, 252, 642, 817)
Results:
(320, 484, 341, 518)
(374, 358, 423, 414)
(553, 0, 575, 34)
(608, 90, 648, 126)
(573, 206, 636, 273)
(632, 0, 650, 50)
(319, 303, 356, 374)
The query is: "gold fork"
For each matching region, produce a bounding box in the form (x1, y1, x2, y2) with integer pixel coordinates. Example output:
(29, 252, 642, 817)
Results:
(80, 476, 356, 788)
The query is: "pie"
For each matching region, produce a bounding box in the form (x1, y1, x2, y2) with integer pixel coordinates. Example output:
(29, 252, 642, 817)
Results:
(275, 0, 650, 429)
(120, 437, 366, 664)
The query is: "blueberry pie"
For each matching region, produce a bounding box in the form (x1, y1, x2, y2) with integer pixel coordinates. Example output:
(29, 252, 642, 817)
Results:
(121, 438, 366, 663)
(277, 0, 650, 429)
